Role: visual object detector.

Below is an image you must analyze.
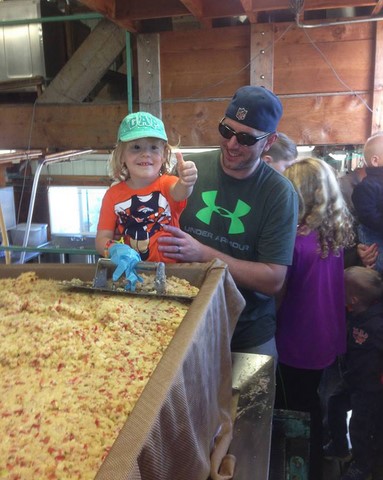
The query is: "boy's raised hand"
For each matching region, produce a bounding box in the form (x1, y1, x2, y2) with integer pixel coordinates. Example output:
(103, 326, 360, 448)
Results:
(176, 152, 198, 187)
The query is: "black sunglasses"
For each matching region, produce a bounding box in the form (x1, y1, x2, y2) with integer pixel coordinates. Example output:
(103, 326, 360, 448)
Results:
(218, 118, 271, 146)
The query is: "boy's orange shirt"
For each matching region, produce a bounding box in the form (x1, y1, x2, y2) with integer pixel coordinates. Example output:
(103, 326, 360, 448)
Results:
(97, 175, 186, 263)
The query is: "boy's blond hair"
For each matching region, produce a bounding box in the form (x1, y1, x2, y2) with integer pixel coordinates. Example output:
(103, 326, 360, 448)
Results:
(284, 157, 355, 257)
(108, 141, 173, 182)
(345, 266, 383, 307)
(363, 132, 383, 168)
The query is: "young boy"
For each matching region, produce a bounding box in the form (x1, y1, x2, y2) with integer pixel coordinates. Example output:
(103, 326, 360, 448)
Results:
(260, 132, 298, 173)
(324, 266, 383, 480)
(352, 133, 383, 273)
(96, 111, 197, 289)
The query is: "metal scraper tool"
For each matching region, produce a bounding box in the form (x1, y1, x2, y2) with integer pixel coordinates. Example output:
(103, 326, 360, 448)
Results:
(93, 258, 166, 295)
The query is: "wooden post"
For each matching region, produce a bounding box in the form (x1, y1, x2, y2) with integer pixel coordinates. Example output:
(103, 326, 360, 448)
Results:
(372, 21, 383, 133)
(250, 24, 274, 90)
(137, 33, 162, 118)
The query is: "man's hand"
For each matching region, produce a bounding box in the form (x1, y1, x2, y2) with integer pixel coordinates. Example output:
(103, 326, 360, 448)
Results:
(157, 225, 206, 262)
(109, 243, 143, 291)
(357, 242, 378, 268)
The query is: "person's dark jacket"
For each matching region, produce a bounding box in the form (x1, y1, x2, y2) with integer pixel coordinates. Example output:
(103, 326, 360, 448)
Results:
(343, 302, 383, 392)
(351, 166, 383, 235)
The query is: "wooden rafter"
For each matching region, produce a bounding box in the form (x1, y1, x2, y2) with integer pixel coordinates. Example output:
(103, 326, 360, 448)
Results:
(372, 0, 383, 15)
(179, 0, 212, 27)
(77, 0, 380, 29)
(239, 0, 258, 24)
(249, 0, 378, 12)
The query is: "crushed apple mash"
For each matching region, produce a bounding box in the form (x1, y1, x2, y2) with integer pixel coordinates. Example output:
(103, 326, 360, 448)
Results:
(0, 272, 196, 480)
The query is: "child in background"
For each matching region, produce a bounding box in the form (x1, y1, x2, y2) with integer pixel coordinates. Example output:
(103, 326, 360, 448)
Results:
(275, 157, 355, 480)
(324, 266, 383, 480)
(95, 111, 197, 288)
(261, 132, 298, 174)
(352, 133, 383, 273)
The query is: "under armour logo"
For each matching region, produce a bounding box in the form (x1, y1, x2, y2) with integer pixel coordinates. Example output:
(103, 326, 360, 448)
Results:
(196, 191, 251, 234)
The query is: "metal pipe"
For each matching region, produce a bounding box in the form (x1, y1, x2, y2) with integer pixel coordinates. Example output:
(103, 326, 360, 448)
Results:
(296, 15, 383, 29)
(0, 12, 103, 27)
(126, 32, 133, 113)
(19, 149, 93, 264)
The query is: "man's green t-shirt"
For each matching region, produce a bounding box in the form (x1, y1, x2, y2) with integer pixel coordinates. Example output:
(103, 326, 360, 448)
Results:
(180, 150, 298, 349)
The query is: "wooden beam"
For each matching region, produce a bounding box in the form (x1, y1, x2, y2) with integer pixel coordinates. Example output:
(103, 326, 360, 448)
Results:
(161, 93, 373, 147)
(250, 24, 274, 89)
(179, 0, 213, 27)
(79, 0, 117, 17)
(371, 20, 383, 132)
(200, 1, 246, 19)
(114, 0, 189, 20)
(137, 34, 162, 117)
(250, 0, 378, 12)
(0, 104, 128, 150)
(0, 77, 44, 93)
(78, 0, 380, 25)
(372, 0, 383, 15)
(78, 0, 138, 32)
(240, 0, 258, 24)
(38, 19, 126, 104)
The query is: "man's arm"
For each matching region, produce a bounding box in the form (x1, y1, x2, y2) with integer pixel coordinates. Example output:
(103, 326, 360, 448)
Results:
(157, 225, 287, 295)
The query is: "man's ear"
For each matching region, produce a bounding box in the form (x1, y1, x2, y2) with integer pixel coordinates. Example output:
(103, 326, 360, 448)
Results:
(263, 133, 278, 152)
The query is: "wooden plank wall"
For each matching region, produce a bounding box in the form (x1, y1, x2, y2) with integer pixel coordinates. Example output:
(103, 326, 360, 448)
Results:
(161, 21, 379, 147)
(0, 104, 127, 151)
(160, 25, 250, 147)
(0, 19, 381, 149)
(274, 21, 376, 145)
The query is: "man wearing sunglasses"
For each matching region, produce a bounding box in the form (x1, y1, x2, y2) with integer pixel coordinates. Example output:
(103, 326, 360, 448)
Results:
(158, 85, 298, 360)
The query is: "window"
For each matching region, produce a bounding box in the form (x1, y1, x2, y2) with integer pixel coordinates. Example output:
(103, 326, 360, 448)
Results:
(48, 186, 107, 236)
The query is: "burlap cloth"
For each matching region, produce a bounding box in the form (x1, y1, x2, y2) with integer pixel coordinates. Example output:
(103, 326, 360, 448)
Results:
(0, 260, 245, 480)
(94, 260, 245, 480)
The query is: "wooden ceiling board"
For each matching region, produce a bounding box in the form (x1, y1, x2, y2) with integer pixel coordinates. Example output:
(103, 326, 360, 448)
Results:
(113, 0, 189, 20)
(78, 0, 381, 28)
(298, 0, 377, 10)
(196, 0, 246, 18)
(78, 0, 116, 18)
(179, 0, 205, 18)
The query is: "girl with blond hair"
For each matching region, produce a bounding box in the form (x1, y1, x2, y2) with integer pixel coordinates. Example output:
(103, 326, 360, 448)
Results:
(275, 157, 355, 480)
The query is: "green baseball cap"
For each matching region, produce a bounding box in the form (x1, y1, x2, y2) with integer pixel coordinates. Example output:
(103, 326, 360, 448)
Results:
(117, 112, 168, 143)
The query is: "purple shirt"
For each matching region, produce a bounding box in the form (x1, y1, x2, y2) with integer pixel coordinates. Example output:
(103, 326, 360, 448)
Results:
(276, 231, 346, 369)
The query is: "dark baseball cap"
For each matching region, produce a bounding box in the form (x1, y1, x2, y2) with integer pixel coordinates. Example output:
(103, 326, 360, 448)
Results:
(225, 86, 283, 133)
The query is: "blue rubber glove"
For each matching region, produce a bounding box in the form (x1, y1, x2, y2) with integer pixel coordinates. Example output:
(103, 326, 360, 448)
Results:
(109, 243, 143, 292)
